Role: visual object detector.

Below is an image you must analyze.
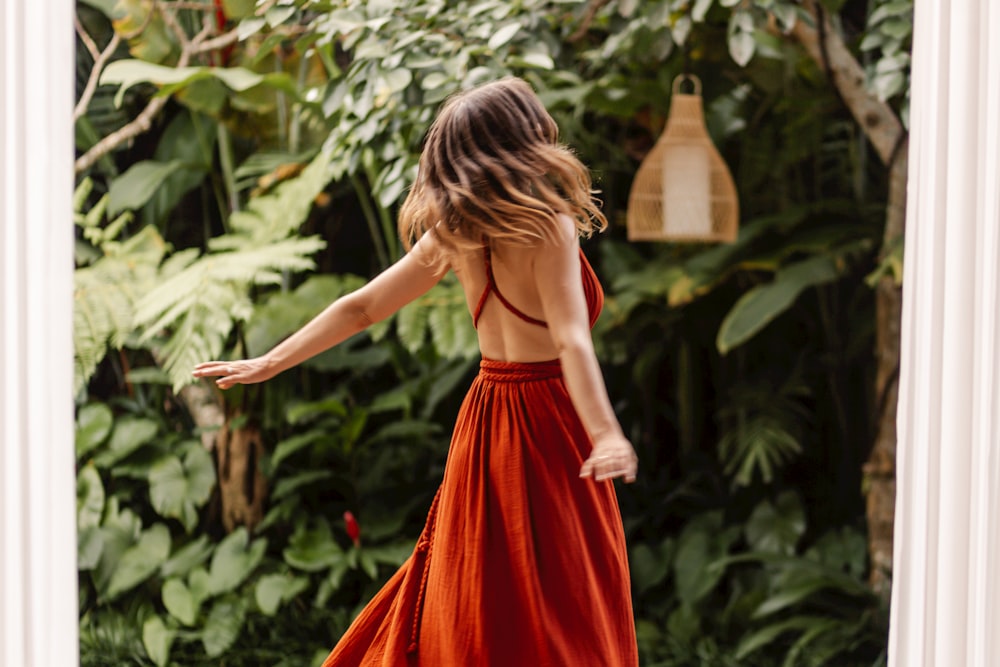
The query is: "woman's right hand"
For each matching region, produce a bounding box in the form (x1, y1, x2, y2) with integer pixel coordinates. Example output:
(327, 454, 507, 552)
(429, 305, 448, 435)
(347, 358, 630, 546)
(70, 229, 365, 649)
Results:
(192, 357, 275, 390)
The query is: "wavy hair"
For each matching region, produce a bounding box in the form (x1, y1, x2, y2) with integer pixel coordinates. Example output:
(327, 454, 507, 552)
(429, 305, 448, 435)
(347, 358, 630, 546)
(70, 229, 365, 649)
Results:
(398, 77, 607, 257)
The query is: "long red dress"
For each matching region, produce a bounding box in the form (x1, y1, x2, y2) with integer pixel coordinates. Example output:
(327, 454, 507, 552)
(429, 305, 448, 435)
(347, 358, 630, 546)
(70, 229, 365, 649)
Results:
(321, 248, 638, 666)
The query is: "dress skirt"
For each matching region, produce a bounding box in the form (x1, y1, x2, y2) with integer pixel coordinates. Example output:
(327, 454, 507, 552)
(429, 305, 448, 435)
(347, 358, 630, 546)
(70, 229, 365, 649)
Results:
(321, 358, 638, 666)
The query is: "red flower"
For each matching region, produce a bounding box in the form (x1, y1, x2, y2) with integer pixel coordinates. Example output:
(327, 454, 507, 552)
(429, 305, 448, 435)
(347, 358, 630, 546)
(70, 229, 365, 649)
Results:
(344, 511, 361, 547)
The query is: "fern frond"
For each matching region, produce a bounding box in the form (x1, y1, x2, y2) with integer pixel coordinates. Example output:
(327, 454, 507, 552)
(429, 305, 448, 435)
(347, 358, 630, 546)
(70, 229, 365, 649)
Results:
(396, 298, 430, 354)
(719, 415, 804, 487)
(133, 237, 326, 391)
(75, 151, 334, 395)
(394, 277, 478, 359)
(226, 151, 335, 243)
(426, 280, 478, 359)
(73, 226, 167, 394)
(154, 284, 255, 389)
(134, 238, 325, 333)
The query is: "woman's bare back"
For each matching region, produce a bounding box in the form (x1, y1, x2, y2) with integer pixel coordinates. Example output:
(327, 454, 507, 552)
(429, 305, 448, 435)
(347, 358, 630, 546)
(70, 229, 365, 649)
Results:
(452, 242, 562, 363)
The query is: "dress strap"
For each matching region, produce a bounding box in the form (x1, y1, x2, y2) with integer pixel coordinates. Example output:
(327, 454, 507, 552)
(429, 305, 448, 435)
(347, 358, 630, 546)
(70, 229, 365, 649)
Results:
(472, 245, 548, 329)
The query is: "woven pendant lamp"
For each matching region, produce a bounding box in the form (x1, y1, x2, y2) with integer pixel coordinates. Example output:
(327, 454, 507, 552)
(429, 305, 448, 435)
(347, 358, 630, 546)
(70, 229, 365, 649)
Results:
(627, 75, 739, 242)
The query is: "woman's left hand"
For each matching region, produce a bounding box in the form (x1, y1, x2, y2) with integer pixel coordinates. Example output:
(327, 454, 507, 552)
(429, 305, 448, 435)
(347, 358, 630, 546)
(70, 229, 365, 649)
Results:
(579, 435, 638, 483)
(192, 357, 275, 390)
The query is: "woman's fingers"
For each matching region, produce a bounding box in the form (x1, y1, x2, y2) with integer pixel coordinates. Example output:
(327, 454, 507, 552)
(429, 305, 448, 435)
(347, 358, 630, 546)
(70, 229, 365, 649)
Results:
(192, 361, 230, 377)
(192, 360, 243, 389)
(579, 451, 638, 483)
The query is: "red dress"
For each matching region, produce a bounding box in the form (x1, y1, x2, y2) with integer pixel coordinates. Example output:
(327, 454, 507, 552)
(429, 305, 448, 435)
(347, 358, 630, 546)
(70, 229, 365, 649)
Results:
(321, 248, 638, 666)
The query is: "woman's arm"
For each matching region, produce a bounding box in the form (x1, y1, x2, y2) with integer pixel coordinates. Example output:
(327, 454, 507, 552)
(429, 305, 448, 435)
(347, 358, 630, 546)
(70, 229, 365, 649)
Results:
(193, 232, 450, 389)
(532, 216, 637, 483)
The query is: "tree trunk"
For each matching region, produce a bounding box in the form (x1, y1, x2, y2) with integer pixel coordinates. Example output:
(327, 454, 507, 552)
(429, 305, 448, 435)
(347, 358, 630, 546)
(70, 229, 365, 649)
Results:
(216, 417, 269, 533)
(790, 0, 907, 596)
(175, 381, 268, 534)
(864, 145, 907, 596)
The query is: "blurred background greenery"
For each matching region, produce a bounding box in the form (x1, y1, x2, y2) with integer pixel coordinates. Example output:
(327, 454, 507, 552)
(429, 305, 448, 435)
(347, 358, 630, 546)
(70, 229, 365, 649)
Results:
(73, 0, 911, 664)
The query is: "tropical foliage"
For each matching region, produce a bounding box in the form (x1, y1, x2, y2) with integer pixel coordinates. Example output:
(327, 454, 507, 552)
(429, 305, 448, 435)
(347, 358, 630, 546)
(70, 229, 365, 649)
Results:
(74, 0, 909, 664)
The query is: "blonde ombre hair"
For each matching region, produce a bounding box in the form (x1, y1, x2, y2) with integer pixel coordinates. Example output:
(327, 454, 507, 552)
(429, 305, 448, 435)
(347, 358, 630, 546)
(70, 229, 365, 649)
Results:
(398, 77, 607, 257)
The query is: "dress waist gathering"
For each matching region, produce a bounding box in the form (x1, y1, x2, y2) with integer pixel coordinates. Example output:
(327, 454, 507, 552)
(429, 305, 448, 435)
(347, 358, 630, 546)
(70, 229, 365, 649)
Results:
(477, 357, 562, 382)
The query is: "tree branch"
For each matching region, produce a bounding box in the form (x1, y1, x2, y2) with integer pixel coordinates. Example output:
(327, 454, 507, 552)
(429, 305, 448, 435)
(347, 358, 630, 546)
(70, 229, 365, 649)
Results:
(75, 17, 101, 60)
(790, 0, 905, 167)
(74, 31, 122, 122)
(569, 0, 612, 43)
(74, 15, 216, 174)
(161, 1, 217, 10)
(193, 28, 242, 54)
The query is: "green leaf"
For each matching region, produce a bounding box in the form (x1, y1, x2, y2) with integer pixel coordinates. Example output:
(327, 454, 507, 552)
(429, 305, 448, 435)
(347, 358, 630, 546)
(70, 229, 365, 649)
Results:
(871, 70, 905, 101)
(91, 503, 141, 594)
(316, 561, 352, 607)
(255, 573, 310, 616)
(247, 274, 365, 357)
(513, 53, 555, 70)
(780, 617, 845, 667)
(161, 535, 214, 579)
(772, 3, 798, 31)
(806, 527, 868, 578)
(692, 0, 713, 21)
(717, 255, 840, 354)
(74, 224, 168, 393)
(222, 0, 256, 18)
(359, 550, 378, 579)
(488, 22, 521, 50)
(728, 29, 756, 67)
(78, 526, 104, 571)
(673, 512, 734, 605)
(868, 0, 913, 26)
(208, 528, 267, 595)
(745, 492, 806, 555)
(188, 567, 213, 606)
(629, 540, 672, 595)
(283, 520, 344, 572)
(148, 443, 216, 531)
(666, 604, 702, 645)
(79, 0, 119, 18)
(93, 416, 160, 468)
(77, 464, 105, 530)
(100, 60, 268, 107)
(735, 616, 827, 659)
(272, 470, 333, 501)
(107, 160, 186, 217)
(162, 578, 199, 626)
(365, 420, 440, 446)
(752, 575, 837, 618)
(266, 6, 296, 26)
(142, 615, 175, 667)
(271, 431, 327, 471)
(76, 402, 113, 459)
(201, 597, 247, 658)
(106, 523, 171, 600)
(397, 299, 430, 353)
(670, 15, 692, 46)
(286, 396, 348, 424)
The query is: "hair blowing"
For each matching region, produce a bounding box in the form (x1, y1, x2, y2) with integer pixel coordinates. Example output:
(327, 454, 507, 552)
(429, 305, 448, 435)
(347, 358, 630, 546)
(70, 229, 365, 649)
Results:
(397, 77, 607, 258)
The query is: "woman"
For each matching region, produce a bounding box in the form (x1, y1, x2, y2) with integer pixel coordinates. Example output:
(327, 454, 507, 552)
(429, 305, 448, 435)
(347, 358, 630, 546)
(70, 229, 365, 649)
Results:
(194, 77, 639, 666)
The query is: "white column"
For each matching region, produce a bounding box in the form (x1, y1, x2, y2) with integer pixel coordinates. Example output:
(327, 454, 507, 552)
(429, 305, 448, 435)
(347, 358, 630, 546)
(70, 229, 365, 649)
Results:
(889, 1, 1000, 666)
(0, 0, 80, 665)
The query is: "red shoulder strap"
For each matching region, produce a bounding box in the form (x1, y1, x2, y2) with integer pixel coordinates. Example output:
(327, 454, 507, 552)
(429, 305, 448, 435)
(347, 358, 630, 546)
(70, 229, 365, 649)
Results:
(473, 245, 548, 329)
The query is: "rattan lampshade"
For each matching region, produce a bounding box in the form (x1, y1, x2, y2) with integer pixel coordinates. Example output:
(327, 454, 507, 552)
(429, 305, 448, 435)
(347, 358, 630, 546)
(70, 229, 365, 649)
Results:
(627, 75, 739, 242)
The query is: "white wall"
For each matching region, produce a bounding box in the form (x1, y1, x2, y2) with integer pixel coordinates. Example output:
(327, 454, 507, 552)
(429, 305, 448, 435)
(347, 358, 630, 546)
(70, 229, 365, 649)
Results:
(889, 1, 1000, 665)
(0, 0, 80, 665)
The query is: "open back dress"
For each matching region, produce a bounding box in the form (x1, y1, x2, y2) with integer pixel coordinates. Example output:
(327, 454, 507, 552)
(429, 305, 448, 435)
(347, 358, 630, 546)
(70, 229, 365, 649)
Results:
(321, 246, 638, 666)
